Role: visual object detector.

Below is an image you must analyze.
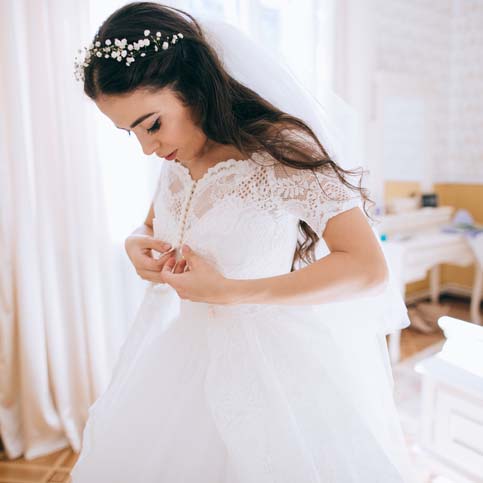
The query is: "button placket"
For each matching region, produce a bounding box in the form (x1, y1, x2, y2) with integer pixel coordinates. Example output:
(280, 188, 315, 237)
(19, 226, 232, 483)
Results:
(177, 179, 198, 257)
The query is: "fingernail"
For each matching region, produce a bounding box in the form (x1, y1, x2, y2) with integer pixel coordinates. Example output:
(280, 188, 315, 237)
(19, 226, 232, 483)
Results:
(162, 243, 172, 250)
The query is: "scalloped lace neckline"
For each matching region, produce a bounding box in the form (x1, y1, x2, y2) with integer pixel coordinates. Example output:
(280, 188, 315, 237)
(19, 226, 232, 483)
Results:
(169, 155, 259, 184)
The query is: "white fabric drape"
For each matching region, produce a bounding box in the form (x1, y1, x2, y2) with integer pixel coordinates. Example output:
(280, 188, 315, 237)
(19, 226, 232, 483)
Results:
(0, 0, 132, 459)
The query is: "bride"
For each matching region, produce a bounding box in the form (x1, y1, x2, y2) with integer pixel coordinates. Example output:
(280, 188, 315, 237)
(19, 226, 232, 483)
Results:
(71, 2, 414, 482)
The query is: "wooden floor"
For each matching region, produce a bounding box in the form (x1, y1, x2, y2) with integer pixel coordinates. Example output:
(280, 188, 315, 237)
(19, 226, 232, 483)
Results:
(0, 294, 479, 483)
(399, 293, 474, 360)
(0, 447, 76, 483)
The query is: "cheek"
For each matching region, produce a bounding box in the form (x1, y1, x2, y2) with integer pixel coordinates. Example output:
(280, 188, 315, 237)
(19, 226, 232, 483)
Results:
(170, 121, 200, 147)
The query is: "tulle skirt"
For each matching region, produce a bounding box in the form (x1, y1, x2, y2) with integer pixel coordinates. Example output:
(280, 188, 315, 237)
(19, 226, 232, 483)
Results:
(70, 282, 415, 483)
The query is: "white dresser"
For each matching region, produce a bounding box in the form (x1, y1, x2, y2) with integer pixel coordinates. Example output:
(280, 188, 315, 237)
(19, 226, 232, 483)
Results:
(415, 316, 483, 483)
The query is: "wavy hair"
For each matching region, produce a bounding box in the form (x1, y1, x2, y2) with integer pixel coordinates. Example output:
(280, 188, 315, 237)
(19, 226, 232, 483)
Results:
(82, 1, 374, 270)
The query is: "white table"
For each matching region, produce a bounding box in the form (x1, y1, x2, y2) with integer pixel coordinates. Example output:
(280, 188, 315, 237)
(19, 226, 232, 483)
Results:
(382, 231, 483, 363)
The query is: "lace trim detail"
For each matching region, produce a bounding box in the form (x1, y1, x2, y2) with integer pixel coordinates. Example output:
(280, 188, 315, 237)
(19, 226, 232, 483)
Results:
(159, 138, 362, 242)
(169, 152, 271, 185)
(264, 161, 362, 236)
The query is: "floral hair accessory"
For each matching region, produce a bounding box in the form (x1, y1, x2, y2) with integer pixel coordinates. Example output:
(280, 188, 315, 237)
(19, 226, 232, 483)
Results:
(74, 30, 184, 81)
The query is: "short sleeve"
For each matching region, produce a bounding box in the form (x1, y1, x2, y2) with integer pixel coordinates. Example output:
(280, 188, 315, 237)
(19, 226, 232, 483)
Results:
(267, 129, 362, 237)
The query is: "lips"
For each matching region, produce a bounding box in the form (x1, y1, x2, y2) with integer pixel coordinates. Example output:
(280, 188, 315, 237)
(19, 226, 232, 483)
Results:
(164, 149, 177, 160)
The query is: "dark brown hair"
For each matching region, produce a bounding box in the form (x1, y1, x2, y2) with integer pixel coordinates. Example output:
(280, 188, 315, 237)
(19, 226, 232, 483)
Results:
(83, 1, 373, 270)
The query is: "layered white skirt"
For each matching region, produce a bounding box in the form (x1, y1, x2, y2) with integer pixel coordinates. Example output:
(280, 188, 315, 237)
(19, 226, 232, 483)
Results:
(71, 282, 415, 483)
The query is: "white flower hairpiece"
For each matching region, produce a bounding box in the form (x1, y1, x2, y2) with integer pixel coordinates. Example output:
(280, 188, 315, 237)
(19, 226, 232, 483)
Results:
(74, 30, 185, 81)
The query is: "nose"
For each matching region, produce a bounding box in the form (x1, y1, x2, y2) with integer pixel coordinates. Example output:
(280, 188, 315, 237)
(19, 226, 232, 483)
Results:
(136, 132, 160, 156)
(141, 139, 159, 156)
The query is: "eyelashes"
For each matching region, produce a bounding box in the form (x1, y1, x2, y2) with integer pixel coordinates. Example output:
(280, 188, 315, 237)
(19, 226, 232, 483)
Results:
(122, 117, 160, 136)
(147, 117, 161, 134)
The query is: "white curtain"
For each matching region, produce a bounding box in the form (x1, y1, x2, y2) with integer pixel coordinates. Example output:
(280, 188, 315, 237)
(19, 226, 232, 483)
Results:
(0, 0, 336, 461)
(0, 0, 141, 459)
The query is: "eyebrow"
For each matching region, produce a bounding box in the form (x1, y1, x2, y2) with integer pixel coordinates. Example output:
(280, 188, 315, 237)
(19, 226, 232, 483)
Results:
(116, 111, 157, 130)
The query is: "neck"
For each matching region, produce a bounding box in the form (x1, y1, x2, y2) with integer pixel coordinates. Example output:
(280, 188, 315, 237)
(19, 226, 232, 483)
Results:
(189, 140, 246, 167)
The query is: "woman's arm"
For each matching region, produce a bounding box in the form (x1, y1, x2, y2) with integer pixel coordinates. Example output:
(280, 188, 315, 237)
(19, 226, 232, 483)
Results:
(225, 207, 389, 305)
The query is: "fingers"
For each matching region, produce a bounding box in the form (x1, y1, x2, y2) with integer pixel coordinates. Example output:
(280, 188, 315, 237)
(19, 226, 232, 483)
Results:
(163, 256, 176, 273)
(136, 251, 189, 283)
(126, 234, 174, 271)
(159, 255, 187, 278)
(125, 234, 171, 253)
(135, 252, 175, 280)
(142, 248, 175, 271)
(173, 258, 187, 274)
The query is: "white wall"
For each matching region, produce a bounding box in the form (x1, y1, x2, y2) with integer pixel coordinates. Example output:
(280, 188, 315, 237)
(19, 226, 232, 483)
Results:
(374, 0, 483, 186)
(334, 0, 483, 204)
(447, 0, 483, 183)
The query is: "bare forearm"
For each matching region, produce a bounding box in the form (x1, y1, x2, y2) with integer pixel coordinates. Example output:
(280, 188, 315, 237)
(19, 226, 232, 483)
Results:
(226, 251, 388, 305)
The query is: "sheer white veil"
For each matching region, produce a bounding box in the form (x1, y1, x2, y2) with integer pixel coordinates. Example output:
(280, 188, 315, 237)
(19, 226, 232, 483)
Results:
(198, 17, 364, 172)
(197, 16, 410, 337)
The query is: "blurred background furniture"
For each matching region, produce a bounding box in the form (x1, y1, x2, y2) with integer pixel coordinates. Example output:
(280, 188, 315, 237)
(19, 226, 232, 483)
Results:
(415, 316, 483, 483)
(379, 206, 483, 363)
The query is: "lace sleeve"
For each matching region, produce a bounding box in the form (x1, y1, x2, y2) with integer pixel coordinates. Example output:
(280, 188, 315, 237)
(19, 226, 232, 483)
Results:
(265, 130, 362, 237)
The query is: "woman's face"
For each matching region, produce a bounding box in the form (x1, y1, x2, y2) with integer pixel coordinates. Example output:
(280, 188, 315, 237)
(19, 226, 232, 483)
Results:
(95, 86, 213, 162)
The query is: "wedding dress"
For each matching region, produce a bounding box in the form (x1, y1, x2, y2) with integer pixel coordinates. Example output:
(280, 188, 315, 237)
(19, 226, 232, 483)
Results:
(70, 131, 414, 482)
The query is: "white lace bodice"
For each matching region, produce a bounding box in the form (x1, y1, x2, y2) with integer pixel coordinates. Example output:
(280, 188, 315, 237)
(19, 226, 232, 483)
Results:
(152, 139, 361, 280)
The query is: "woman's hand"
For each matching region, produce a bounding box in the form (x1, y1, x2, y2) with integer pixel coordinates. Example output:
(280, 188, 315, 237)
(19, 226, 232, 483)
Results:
(124, 234, 174, 284)
(161, 244, 232, 304)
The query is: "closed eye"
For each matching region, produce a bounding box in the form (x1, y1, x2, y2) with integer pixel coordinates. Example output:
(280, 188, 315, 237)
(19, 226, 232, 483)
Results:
(147, 117, 161, 134)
